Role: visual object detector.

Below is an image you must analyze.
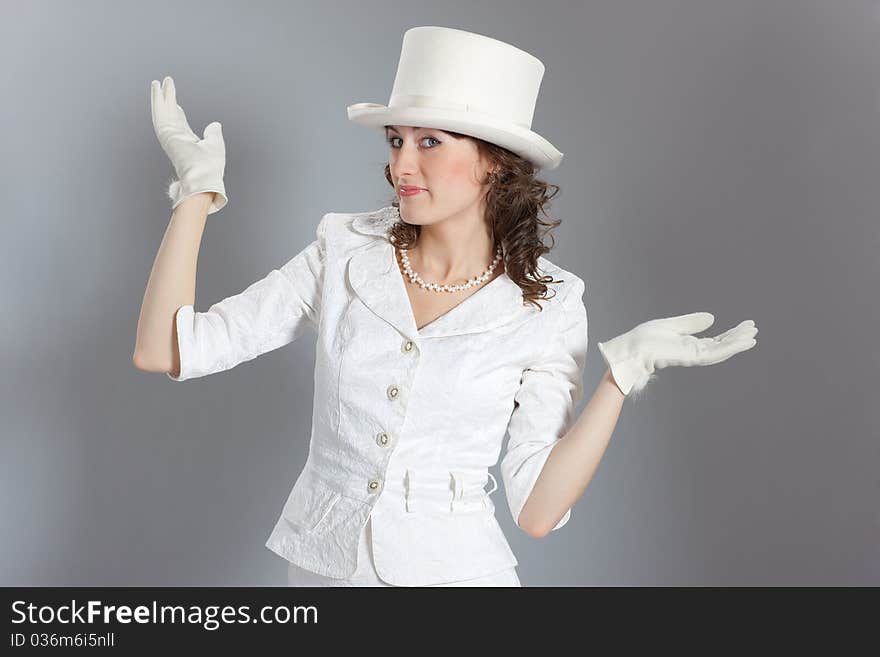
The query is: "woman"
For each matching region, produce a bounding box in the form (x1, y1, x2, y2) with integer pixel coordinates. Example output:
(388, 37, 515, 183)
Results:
(134, 27, 758, 587)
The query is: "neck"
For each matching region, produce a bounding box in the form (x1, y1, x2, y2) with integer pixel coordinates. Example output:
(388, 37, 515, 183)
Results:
(402, 212, 499, 285)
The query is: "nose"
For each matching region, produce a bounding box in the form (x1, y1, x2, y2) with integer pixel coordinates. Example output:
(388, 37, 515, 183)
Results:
(391, 141, 422, 181)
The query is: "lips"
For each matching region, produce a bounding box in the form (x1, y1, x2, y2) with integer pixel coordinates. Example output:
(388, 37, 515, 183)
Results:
(399, 186, 425, 193)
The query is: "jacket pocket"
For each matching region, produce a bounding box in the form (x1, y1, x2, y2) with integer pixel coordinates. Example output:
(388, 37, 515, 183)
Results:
(281, 478, 342, 533)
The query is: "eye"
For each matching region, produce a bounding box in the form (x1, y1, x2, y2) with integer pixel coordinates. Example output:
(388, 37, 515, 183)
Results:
(387, 136, 441, 149)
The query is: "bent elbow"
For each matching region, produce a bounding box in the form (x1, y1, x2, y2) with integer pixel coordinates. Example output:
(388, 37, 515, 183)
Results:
(517, 511, 549, 539)
(132, 351, 169, 374)
(132, 351, 149, 371)
(523, 522, 550, 540)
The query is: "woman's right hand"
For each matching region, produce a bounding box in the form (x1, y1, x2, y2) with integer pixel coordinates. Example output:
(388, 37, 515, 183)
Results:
(151, 76, 228, 215)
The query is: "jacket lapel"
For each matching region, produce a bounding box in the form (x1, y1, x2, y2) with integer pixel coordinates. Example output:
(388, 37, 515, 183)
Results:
(347, 238, 419, 337)
(348, 207, 540, 339)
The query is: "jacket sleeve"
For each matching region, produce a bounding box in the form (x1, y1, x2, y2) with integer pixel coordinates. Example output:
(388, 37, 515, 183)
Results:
(166, 213, 328, 382)
(500, 276, 588, 533)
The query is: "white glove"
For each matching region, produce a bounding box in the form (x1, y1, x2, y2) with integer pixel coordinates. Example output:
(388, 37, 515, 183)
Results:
(596, 312, 758, 397)
(150, 76, 227, 215)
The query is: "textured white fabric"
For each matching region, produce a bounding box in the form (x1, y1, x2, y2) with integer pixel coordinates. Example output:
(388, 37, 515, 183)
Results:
(167, 205, 588, 585)
(287, 514, 521, 586)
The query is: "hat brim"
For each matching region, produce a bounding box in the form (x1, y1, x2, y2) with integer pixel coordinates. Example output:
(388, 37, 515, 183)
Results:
(347, 102, 563, 171)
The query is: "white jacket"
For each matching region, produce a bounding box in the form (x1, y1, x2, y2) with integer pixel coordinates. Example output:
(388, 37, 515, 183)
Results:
(167, 205, 588, 586)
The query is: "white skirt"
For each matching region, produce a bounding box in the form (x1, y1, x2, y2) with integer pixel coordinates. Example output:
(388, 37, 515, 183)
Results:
(286, 514, 521, 587)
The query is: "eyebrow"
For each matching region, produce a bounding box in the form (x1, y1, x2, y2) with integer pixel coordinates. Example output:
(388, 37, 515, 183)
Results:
(385, 126, 440, 135)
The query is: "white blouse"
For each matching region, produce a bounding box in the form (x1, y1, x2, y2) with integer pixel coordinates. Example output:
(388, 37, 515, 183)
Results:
(167, 205, 588, 586)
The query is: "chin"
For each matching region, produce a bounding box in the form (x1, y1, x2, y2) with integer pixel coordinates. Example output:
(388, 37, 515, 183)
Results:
(398, 208, 426, 226)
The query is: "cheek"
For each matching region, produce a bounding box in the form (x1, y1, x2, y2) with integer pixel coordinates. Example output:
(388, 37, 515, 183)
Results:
(445, 159, 480, 187)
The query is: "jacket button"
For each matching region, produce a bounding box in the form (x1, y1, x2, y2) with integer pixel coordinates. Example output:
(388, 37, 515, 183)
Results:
(402, 339, 415, 353)
(368, 479, 382, 492)
(376, 431, 391, 447)
(387, 384, 400, 400)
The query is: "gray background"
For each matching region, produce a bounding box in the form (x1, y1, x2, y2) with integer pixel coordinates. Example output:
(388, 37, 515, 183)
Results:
(2, 0, 877, 586)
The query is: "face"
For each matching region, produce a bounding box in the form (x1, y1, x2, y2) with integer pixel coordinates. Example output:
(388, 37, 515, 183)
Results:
(385, 125, 496, 227)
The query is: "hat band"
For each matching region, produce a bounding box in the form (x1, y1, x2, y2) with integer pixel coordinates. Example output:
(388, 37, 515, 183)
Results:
(388, 93, 500, 120)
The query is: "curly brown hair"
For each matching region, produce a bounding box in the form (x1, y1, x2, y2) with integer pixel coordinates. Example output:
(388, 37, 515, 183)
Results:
(382, 129, 564, 311)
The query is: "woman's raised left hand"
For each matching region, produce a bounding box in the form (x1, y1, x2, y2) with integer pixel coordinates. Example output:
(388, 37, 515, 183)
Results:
(596, 312, 758, 397)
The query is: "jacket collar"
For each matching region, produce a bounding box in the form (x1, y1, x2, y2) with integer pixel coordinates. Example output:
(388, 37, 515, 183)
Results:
(348, 207, 540, 339)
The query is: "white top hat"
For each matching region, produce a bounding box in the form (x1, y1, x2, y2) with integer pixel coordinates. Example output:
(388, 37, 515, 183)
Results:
(348, 26, 563, 171)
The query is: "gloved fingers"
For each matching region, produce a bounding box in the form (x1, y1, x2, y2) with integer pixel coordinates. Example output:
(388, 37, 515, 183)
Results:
(150, 78, 172, 131)
(695, 333, 758, 366)
(150, 80, 160, 126)
(151, 78, 180, 134)
(175, 103, 199, 141)
(649, 312, 715, 336)
(711, 319, 757, 343)
(651, 321, 757, 368)
(154, 77, 177, 122)
(163, 74, 197, 139)
(202, 122, 225, 150)
(162, 75, 177, 107)
(152, 76, 204, 149)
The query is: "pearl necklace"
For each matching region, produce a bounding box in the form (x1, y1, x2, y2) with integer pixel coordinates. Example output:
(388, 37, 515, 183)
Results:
(397, 243, 504, 293)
